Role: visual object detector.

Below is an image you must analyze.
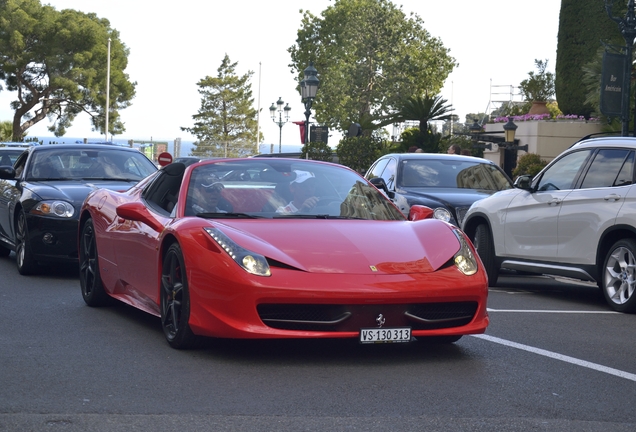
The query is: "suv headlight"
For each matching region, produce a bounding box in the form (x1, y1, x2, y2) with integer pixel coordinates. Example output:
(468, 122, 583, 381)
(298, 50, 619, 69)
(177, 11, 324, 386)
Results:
(451, 228, 478, 276)
(204, 227, 271, 277)
(31, 200, 75, 218)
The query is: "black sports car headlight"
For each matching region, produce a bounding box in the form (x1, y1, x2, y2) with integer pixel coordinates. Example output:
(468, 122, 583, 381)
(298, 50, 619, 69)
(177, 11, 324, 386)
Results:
(204, 227, 271, 277)
(451, 228, 478, 276)
(31, 200, 75, 218)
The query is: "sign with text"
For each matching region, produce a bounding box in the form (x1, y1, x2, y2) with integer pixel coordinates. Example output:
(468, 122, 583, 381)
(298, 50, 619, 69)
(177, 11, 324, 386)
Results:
(601, 51, 625, 117)
(310, 126, 329, 144)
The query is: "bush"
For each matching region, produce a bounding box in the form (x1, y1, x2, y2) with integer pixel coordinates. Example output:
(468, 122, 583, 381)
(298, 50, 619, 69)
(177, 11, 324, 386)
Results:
(512, 153, 548, 179)
(336, 135, 386, 173)
(301, 141, 334, 162)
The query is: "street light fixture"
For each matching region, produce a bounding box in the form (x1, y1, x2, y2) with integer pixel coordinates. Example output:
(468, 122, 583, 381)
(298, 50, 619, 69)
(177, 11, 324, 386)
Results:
(300, 62, 319, 146)
(503, 117, 518, 143)
(269, 97, 291, 153)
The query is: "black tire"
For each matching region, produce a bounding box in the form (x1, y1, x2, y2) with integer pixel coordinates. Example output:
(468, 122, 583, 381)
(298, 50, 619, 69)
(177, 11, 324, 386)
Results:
(79, 219, 112, 306)
(601, 239, 636, 313)
(15, 209, 39, 275)
(161, 243, 198, 349)
(473, 223, 499, 287)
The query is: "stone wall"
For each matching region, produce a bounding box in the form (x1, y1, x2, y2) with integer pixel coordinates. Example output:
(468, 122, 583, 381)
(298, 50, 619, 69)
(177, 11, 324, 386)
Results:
(481, 121, 603, 166)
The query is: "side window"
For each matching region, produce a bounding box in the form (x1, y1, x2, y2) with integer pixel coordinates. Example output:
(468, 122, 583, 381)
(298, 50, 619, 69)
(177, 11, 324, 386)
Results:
(580, 149, 632, 189)
(615, 151, 634, 186)
(13, 152, 28, 178)
(367, 159, 389, 180)
(382, 158, 397, 190)
(536, 150, 592, 191)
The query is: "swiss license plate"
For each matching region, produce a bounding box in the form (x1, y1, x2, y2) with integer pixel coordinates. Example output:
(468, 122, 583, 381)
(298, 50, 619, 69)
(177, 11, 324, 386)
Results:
(359, 327, 411, 344)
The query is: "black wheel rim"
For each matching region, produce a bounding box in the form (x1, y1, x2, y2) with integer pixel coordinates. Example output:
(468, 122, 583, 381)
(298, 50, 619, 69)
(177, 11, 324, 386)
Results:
(15, 212, 27, 269)
(79, 224, 97, 297)
(161, 250, 184, 340)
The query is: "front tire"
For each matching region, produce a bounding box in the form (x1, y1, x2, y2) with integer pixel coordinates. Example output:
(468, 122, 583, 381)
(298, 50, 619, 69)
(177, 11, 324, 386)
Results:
(602, 239, 636, 313)
(161, 243, 197, 349)
(15, 209, 39, 275)
(473, 223, 499, 286)
(79, 219, 111, 306)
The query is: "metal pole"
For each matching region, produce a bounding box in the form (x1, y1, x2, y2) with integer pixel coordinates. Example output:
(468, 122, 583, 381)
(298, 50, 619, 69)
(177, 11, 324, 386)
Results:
(105, 38, 111, 142)
(278, 111, 282, 153)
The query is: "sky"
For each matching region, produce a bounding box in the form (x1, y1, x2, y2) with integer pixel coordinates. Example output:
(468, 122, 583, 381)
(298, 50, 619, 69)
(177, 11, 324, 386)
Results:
(0, 0, 562, 152)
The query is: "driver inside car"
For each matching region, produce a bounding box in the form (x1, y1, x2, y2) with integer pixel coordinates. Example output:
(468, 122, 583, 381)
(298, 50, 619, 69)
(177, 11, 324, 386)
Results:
(276, 170, 319, 214)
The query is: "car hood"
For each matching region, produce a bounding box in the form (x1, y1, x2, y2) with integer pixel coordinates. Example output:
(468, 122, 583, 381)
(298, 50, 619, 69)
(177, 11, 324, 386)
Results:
(213, 219, 461, 275)
(25, 180, 136, 205)
(399, 187, 497, 207)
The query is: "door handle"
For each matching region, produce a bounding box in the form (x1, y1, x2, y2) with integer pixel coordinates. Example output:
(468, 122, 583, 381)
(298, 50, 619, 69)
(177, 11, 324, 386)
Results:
(548, 198, 561, 206)
(604, 194, 621, 202)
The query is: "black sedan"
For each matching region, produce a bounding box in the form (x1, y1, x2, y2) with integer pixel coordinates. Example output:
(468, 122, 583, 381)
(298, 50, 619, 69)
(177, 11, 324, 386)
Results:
(365, 153, 513, 227)
(0, 143, 157, 275)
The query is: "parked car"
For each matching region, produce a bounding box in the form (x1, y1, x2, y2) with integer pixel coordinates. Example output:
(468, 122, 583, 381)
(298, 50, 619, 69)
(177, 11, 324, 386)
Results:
(0, 142, 32, 166)
(462, 136, 636, 312)
(172, 156, 223, 166)
(365, 153, 513, 226)
(0, 144, 157, 275)
(79, 158, 488, 349)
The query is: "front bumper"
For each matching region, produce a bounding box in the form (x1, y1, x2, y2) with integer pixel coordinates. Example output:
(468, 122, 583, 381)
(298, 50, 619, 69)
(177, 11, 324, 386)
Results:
(25, 213, 79, 264)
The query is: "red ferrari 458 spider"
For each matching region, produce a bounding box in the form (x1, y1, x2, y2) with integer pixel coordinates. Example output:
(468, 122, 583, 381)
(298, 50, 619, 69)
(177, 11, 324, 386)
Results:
(79, 158, 488, 349)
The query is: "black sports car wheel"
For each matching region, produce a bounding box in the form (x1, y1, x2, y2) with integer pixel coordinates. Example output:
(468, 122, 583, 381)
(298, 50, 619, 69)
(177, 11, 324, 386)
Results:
(79, 219, 111, 306)
(602, 239, 636, 313)
(15, 209, 38, 275)
(161, 243, 197, 349)
(473, 223, 498, 287)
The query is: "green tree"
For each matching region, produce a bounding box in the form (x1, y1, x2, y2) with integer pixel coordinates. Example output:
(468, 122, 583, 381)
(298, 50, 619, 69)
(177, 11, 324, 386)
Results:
(0, 0, 136, 141)
(556, 0, 620, 117)
(336, 133, 386, 173)
(183, 54, 259, 158)
(288, 0, 456, 133)
(0, 120, 13, 140)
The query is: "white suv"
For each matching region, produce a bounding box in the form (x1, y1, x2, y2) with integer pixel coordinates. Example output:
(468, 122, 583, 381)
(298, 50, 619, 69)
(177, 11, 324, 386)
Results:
(462, 136, 636, 312)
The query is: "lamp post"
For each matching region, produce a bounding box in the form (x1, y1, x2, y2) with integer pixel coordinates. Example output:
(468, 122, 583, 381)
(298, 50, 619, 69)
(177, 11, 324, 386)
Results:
(605, 0, 636, 136)
(300, 62, 319, 147)
(269, 97, 291, 153)
(502, 117, 518, 178)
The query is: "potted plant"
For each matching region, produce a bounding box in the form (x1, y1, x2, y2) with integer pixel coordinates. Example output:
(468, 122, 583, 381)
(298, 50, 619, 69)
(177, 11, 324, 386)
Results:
(519, 59, 555, 115)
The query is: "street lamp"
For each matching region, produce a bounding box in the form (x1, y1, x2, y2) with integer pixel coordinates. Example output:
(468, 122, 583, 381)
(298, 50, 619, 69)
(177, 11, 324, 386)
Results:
(503, 117, 518, 143)
(269, 97, 291, 153)
(300, 62, 319, 146)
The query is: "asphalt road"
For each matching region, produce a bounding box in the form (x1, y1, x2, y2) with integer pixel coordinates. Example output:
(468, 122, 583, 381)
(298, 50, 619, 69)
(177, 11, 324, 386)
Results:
(1, 254, 635, 432)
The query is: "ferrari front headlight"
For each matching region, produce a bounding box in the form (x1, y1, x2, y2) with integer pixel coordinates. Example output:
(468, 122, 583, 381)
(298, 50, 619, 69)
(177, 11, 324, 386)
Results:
(31, 200, 75, 218)
(204, 227, 271, 277)
(451, 228, 478, 276)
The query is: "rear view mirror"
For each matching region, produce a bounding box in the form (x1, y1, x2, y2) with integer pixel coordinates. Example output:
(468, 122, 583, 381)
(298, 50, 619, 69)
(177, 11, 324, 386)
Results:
(514, 175, 533, 190)
(408, 205, 434, 221)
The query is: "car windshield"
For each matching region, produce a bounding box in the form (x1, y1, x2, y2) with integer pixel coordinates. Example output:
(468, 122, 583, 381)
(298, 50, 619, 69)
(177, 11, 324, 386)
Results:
(185, 160, 405, 220)
(26, 148, 157, 181)
(400, 159, 512, 191)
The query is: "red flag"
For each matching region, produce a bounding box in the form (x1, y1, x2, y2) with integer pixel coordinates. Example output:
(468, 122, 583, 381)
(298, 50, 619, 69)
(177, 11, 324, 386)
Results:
(293, 121, 306, 144)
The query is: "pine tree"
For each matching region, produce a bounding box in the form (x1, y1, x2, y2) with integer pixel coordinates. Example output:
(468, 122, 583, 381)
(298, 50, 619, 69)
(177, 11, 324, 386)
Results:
(182, 54, 259, 157)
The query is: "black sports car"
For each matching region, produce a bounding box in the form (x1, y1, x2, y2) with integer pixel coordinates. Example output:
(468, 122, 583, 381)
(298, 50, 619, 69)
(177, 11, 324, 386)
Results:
(365, 153, 513, 227)
(0, 143, 157, 274)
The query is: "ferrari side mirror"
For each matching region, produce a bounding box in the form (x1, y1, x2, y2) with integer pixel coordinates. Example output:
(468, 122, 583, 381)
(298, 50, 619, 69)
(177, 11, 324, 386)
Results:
(408, 205, 434, 221)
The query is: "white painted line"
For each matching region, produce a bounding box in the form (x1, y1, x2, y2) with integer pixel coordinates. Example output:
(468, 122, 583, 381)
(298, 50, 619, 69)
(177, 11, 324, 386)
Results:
(487, 308, 618, 314)
(471, 334, 636, 382)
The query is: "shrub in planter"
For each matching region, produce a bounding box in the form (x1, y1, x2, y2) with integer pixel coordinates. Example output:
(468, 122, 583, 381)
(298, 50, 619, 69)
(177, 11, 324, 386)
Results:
(301, 141, 333, 162)
(336, 135, 386, 173)
(512, 153, 548, 179)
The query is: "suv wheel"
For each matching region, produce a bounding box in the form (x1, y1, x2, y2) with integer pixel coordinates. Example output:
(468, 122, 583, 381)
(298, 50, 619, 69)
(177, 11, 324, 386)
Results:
(473, 223, 499, 287)
(602, 239, 636, 313)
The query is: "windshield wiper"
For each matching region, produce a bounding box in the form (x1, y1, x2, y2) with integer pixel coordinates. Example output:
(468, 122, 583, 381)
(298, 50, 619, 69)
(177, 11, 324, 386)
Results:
(273, 214, 365, 220)
(196, 212, 263, 219)
(82, 177, 137, 182)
